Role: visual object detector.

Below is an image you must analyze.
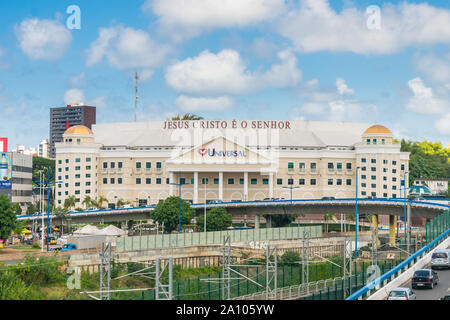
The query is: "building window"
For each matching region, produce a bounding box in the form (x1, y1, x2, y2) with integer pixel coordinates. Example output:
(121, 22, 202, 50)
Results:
(58, 168, 62, 172)
(214, 178, 219, 185)
(346, 163, 352, 170)
(337, 179, 342, 186)
(263, 178, 269, 185)
(371, 192, 376, 197)
(75, 158, 81, 163)
(383, 160, 388, 165)
(299, 162, 305, 172)
(371, 184, 376, 188)
(392, 177, 397, 182)
(86, 182, 91, 186)
(361, 175, 366, 180)
(75, 190, 80, 195)
(288, 162, 294, 169)
(75, 174, 80, 179)
(392, 161, 397, 165)
(65, 167, 69, 172)
(346, 179, 352, 186)
(362, 183, 367, 188)
(58, 160, 62, 164)
(288, 178, 294, 185)
(75, 166, 81, 171)
(361, 158, 366, 163)
(136, 178, 141, 184)
(310, 163, 317, 172)
(251, 178, 258, 185)
(392, 169, 397, 174)
(337, 163, 343, 171)
(328, 163, 334, 172)
(299, 179, 305, 185)
(146, 162, 151, 169)
(103, 178, 107, 184)
(310, 179, 316, 185)
(371, 159, 376, 164)
(371, 175, 376, 180)
(381, 139, 385, 144)
(110, 178, 115, 184)
(103, 162, 107, 169)
(136, 162, 141, 169)
(361, 191, 367, 196)
(110, 162, 115, 169)
(238, 178, 243, 185)
(75, 182, 80, 187)
(85, 190, 91, 194)
(146, 178, 151, 184)
(366, 139, 370, 145)
(372, 139, 377, 144)
(228, 178, 234, 185)
(328, 179, 333, 185)
(383, 176, 387, 181)
(166, 178, 170, 184)
(277, 179, 283, 185)
(118, 178, 122, 184)
(361, 167, 366, 171)
(371, 167, 376, 172)
(66, 159, 69, 164)
(401, 180, 405, 186)
(202, 178, 209, 185)
(401, 164, 405, 171)
(86, 174, 91, 178)
(156, 178, 162, 184)
(392, 186, 397, 190)
(191, 178, 194, 184)
(383, 193, 387, 198)
(383, 185, 387, 189)
(156, 162, 162, 169)
(118, 162, 123, 169)
(86, 158, 91, 162)
(86, 166, 91, 170)
(180, 178, 186, 184)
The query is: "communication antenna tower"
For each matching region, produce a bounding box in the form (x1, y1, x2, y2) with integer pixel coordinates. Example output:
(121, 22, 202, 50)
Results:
(134, 72, 139, 122)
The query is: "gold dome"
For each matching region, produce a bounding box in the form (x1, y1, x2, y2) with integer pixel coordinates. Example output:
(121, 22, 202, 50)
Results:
(363, 125, 392, 135)
(64, 125, 93, 135)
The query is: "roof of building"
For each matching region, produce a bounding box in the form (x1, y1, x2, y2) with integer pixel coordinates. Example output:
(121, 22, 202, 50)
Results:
(363, 125, 392, 135)
(64, 125, 93, 135)
(92, 120, 374, 148)
(409, 185, 433, 195)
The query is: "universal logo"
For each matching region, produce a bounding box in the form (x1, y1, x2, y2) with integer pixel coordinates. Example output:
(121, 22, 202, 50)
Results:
(198, 148, 246, 158)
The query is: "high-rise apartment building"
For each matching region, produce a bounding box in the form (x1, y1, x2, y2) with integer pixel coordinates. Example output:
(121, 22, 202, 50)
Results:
(49, 104, 96, 158)
(38, 139, 50, 158)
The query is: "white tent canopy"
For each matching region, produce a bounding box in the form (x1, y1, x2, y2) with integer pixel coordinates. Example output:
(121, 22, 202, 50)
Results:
(73, 225, 100, 235)
(95, 225, 127, 236)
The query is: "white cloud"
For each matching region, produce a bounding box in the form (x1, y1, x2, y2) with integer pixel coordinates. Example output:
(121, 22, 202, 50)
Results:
(86, 25, 170, 76)
(406, 77, 449, 114)
(336, 78, 354, 95)
(277, 0, 450, 54)
(165, 49, 301, 95)
(435, 113, 450, 135)
(15, 18, 72, 60)
(175, 95, 235, 112)
(145, 0, 286, 42)
(291, 77, 377, 122)
(64, 89, 85, 105)
(70, 72, 87, 87)
(413, 53, 450, 85)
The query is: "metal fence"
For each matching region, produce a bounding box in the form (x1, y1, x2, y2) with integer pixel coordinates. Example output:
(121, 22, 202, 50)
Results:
(426, 209, 450, 243)
(116, 226, 322, 252)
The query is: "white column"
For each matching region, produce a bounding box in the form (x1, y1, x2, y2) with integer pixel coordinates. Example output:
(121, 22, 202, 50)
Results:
(269, 172, 274, 198)
(219, 172, 223, 201)
(244, 172, 248, 201)
(169, 172, 174, 196)
(194, 172, 199, 204)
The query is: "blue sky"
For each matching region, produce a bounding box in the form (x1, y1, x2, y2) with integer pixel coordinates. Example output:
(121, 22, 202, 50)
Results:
(0, 0, 449, 149)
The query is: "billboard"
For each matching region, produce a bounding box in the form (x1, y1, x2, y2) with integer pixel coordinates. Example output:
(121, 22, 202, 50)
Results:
(0, 138, 7, 152)
(0, 152, 12, 189)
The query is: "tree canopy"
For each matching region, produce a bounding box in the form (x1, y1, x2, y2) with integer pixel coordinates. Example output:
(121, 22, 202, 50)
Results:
(169, 113, 204, 120)
(196, 207, 232, 232)
(401, 140, 450, 194)
(0, 195, 19, 240)
(32, 157, 55, 186)
(152, 196, 195, 233)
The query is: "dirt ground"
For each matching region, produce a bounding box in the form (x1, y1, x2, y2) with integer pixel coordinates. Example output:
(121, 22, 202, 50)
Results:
(0, 247, 78, 264)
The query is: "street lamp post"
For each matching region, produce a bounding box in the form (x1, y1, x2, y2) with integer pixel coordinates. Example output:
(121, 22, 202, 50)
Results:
(169, 172, 190, 233)
(355, 166, 360, 259)
(282, 185, 300, 227)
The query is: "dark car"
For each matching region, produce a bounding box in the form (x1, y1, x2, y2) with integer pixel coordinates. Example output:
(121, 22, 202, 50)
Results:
(411, 269, 439, 289)
(441, 294, 450, 300)
(321, 197, 335, 200)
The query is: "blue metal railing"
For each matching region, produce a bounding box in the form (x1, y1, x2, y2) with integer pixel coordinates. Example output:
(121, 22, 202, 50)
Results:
(346, 227, 450, 300)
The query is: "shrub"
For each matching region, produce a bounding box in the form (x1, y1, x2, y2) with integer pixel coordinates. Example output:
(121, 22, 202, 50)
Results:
(0, 271, 30, 299)
(32, 243, 40, 249)
(281, 251, 301, 264)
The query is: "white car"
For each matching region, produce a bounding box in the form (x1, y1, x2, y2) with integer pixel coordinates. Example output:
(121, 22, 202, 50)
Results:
(387, 288, 416, 300)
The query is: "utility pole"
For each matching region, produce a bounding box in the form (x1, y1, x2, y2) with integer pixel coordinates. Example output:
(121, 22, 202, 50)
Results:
(302, 231, 310, 290)
(155, 257, 173, 300)
(100, 242, 112, 300)
(221, 235, 231, 300)
(266, 244, 278, 299)
(134, 72, 139, 122)
(343, 237, 353, 298)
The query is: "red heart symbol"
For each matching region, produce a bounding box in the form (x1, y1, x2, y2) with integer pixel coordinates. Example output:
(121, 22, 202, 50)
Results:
(198, 148, 207, 156)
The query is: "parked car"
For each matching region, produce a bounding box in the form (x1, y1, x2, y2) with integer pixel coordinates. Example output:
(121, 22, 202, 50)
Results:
(411, 269, 439, 289)
(440, 294, 450, 300)
(431, 249, 450, 270)
(123, 204, 133, 209)
(387, 288, 416, 300)
(321, 197, 335, 200)
(49, 246, 62, 252)
(61, 243, 77, 251)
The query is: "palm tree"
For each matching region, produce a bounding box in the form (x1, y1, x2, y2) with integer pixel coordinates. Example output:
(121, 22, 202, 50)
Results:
(82, 196, 93, 209)
(324, 213, 336, 233)
(64, 195, 77, 211)
(97, 196, 108, 209)
(169, 113, 204, 120)
(116, 199, 130, 209)
(54, 207, 69, 235)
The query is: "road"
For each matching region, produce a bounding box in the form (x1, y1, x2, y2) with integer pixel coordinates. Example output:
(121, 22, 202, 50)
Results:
(400, 264, 450, 300)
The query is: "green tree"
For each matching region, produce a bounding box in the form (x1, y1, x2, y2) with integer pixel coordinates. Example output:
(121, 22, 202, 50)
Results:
(264, 212, 304, 228)
(82, 195, 93, 209)
(152, 196, 195, 233)
(196, 207, 232, 232)
(63, 195, 77, 211)
(0, 195, 18, 240)
(32, 157, 55, 186)
(12, 203, 22, 216)
(116, 199, 130, 209)
(96, 196, 108, 208)
(281, 251, 301, 264)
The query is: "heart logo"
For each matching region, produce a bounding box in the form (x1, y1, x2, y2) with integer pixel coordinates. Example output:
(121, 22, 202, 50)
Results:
(198, 148, 207, 156)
